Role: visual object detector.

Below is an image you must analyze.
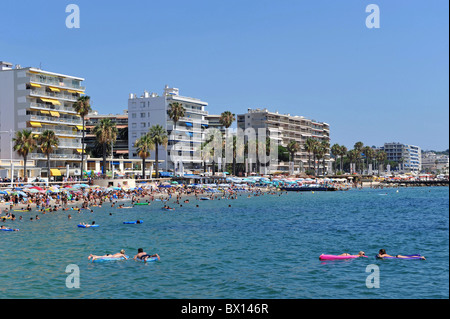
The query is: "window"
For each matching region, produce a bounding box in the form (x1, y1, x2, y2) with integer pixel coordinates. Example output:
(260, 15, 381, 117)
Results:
(132, 123, 137, 128)
(141, 123, 146, 128)
(140, 112, 146, 118)
(131, 113, 137, 118)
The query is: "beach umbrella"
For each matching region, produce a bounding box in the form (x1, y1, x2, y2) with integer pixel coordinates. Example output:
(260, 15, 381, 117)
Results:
(30, 186, 44, 191)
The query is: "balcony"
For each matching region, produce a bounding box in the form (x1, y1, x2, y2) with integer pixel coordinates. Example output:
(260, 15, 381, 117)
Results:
(29, 102, 78, 115)
(29, 74, 85, 91)
(29, 114, 82, 126)
(30, 153, 82, 161)
(29, 88, 79, 102)
(31, 126, 83, 138)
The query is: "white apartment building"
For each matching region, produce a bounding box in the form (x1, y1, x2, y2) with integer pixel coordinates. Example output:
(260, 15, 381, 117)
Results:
(381, 142, 422, 173)
(421, 152, 449, 174)
(128, 85, 209, 173)
(0, 61, 85, 179)
(237, 108, 331, 174)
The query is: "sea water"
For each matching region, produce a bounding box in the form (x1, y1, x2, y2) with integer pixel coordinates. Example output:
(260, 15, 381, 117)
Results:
(0, 186, 448, 299)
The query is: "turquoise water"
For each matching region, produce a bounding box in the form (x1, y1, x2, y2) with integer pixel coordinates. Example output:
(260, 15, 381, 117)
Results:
(1, 187, 448, 299)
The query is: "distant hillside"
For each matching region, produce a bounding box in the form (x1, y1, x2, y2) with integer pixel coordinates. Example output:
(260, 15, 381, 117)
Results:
(424, 149, 449, 155)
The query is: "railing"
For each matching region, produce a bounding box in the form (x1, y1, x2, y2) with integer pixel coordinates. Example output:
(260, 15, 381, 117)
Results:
(29, 115, 82, 126)
(29, 74, 85, 91)
(30, 153, 82, 160)
(31, 127, 83, 138)
(29, 102, 77, 114)
(29, 88, 78, 102)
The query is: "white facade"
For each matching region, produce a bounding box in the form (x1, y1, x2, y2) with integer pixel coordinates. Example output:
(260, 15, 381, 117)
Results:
(128, 85, 209, 173)
(0, 61, 86, 178)
(237, 108, 331, 173)
(382, 142, 422, 172)
(421, 152, 449, 174)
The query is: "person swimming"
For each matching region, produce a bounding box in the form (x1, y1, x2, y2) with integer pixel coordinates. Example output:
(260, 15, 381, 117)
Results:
(88, 249, 127, 261)
(339, 251, 365, 257)
(133, 248, 160, 261)
(377, 249, 426, 260)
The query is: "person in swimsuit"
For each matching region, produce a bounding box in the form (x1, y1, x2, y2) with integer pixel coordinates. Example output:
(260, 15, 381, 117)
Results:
(88, 249, 127, 261)
(133, 248, 160, 261)
(377, 249, 426, 260)
(339, 251, 365, 257)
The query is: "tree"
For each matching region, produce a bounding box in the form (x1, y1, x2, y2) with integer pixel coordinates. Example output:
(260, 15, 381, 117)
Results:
(168, 102, 185, 131)
(135, 133, 154, 178)
(219, 111, 235, 129)
(73, 95, 91, 179)
(92, 118, 118, 178)
(148, 125, 168, 179)
(320, 140, 330, 175)
(353, 141, 364, 173)
(339, 145, 347, 173)
(331, 143, 341, 174)
(38, 130, 59, 180)
(286, 140, 300, 174)
(13, 129, 37, 182)
(305, 138, 320, 175)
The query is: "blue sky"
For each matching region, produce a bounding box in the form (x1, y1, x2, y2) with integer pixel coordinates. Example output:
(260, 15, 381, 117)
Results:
(1, 0, 448, 151)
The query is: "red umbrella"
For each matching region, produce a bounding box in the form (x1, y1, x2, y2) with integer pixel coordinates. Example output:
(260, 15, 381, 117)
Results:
(30, 186, 44, 191)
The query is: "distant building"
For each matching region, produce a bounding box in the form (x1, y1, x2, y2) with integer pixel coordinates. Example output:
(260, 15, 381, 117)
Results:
(421, 152, 449, 174)
(85, 110, 129, 159)
(128, 85, 209, 173)
(237, 108, 330, 174)
(381, 142, 422, 173)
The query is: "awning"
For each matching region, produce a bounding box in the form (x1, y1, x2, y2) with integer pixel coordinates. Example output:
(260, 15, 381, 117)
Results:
(30, 83, 41, 88)
(76, 149, 83, 153)
(40, 98, 61, 105)
(29, 122, 42, 127)
(50, 169, 61, 176)
(48, 87, 60, 92)
(76, 125, 84, 130)
(68, 89, 85, 94)
(50, 111, 60, 117)
(185, 122, 193, 127)
(40, 110, 50, 115)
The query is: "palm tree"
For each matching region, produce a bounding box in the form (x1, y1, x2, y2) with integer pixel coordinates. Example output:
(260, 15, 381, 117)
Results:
(73, 95, 91, 179)
(168, 102, 185, 131)
(92, 118, 118, 178)
(38, 130, 59, 180)
(135, 133, 154, 179)
(286, 140, 300, 174)
(354, 141, 364, 173)
(13, 129, 37, 182)
(305, 138, 320, 175)
(320, 140, 330, 175)
(339, 145, 347, 173)
(148, 125, 168, 179)
(219, 111, 235, 129)
(331, 143, 341, 174)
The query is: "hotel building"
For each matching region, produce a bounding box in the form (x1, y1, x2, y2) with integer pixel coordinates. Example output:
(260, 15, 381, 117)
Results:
(0, 61, 86, 179)
(381, 142, 422, 173)
(128, 85, 209, 173)
(237, 108, 331, 174)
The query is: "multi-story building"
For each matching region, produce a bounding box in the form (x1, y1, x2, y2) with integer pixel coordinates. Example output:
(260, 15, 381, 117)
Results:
(85, 110, 129, 159)
(128, 85, 209, 173)
(0, 61, 86, 179)
(421, 152, 449, 174)
(237, 108, 331, 174)
(381, 142, 422, 172)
